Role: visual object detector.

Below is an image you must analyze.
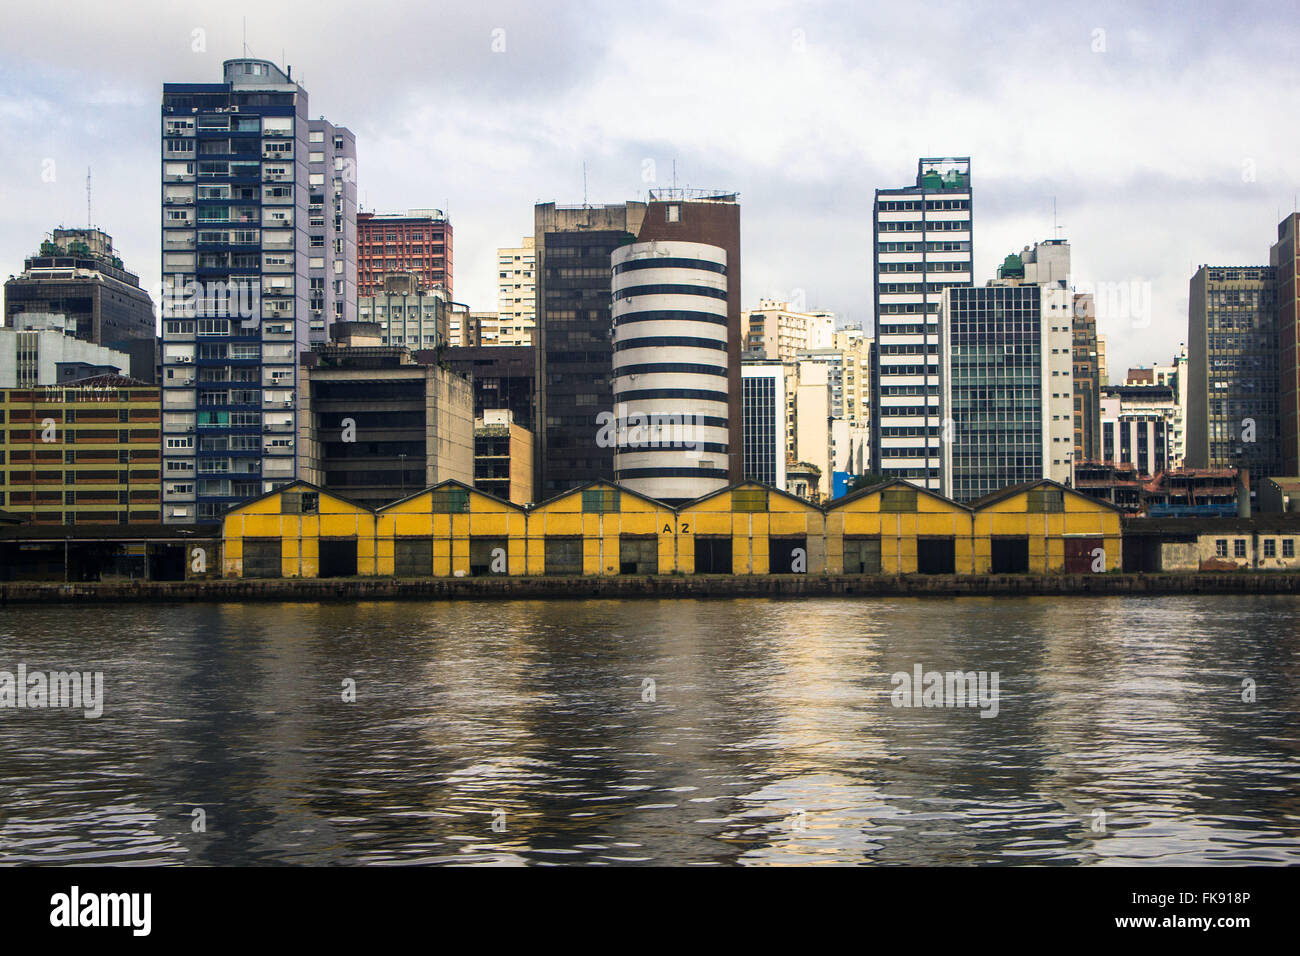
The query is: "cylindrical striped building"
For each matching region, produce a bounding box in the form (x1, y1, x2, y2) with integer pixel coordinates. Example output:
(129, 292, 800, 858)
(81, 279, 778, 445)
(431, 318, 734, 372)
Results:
(611, 240, 731, 504)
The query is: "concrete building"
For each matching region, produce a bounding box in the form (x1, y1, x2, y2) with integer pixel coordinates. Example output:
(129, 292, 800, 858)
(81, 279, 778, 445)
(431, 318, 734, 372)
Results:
(533, 201, 647, 497)
(790, 358, 831, 500)
(468, 311, 499, 347)
(1099, 391, 1171, 477)
(473, 409, 534, 505)
(1259, 476, 1300, 513)
(160, 58, 354, 522)
(357, 272, 448, 349)
(1072, 292, 1101, 463)
(496, 237, 536, 346)
(1270, 213, 1300, 475)
(871, 157, 973, 489)
(741, 360, 786, 488)
(3, 228, 157, 382)
(0, 327, 132, 387)
(610, 239, 731, 504)
(1, 374, 161, 524)
(357, 209, 452, 300)
(742, 299, 835, 361)
(1185, 265, 1280, 479)
(939, 241, 1074, 502)
(442, 345, 535, 431)
(305, 120, 357, 342)
(296, 324, 474, 510)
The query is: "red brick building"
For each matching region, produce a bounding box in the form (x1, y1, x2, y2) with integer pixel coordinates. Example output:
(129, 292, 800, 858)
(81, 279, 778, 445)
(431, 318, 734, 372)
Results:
(357, 209, 453, 300)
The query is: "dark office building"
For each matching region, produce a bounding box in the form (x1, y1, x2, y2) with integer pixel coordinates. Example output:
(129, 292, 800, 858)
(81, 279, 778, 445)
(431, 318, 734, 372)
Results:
(533, 202, 646, 497)
(441, 344, 535, 431)
(3, 227, 156, 381)
(1072, 292, 1101, 463)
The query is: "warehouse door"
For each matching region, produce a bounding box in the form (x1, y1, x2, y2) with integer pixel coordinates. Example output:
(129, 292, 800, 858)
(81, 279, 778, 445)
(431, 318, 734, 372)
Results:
(917, 536, 955, 575)
(843, 536, 882, 574)
(619, 535, 658, 575)
(319, 538, 358, 578)
(243, 539, 282, 578)
(768, 536, 807, 574)
(1065, 537, 1104, 573)
(990, 537, 1030, 574)
(694, 536, 732, 574)
(544, 536, 584, 576)
(470, 537, 508, 576)
(394, 537, 433, 577)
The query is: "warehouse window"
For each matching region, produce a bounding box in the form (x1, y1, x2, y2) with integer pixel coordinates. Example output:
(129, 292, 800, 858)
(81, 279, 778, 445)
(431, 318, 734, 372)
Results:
(431, 487, 470, 513)
(1215, 539, 1228, 558)
(1234, 539, 1247, 558)
(1027, 487, 1065, 513)
(732, 488, 769, 512)
(1284, 539, 1295, 558)
(1264, 539, 1276, 558)
(880, 487, 918, 513)
(282, 491, 319, 514)
(582, 488, 620, 513)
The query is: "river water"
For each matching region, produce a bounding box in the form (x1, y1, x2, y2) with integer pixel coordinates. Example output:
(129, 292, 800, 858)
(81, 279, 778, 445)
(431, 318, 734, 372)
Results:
(0, 595, 1297, 865)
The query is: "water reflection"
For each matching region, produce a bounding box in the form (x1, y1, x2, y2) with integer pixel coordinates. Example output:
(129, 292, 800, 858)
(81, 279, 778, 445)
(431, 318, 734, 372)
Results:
(0, 596, 1296, 865)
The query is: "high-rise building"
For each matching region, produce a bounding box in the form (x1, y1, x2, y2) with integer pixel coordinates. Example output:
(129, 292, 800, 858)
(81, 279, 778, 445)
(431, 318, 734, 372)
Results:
(871, 157, 973, 489)
(4, 228, 157, 381)
(1071, 292, 1101, 462)
(496, 237, 536, 346)
(306, 121, 357, 342)
(533, 201, 646, 496)
(443, 345, 535, 431)
(611, 239, 731, 504)
(0, 326, 132, 387)
(1186, 265, 1280, 478)
(790, 358, 832, 498)
(742, 299, 834, 360)
(1270, 213, 1300, 475)
(357, 210, 453, 300)
(741, 360, 786, 488)
(473, 409, 534, 505)
(1099, 388, 1173, 476)
(160, 58, 354, 522)
(939, 241, 1074, 502)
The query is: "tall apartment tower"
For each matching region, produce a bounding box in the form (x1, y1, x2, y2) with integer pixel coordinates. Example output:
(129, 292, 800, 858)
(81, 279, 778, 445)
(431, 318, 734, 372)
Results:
(611, 240, 731, 504)
(160, 58, 353, 523)
(741, 360, 786, 488)
(357, 210, 453, 299)
(1271, 213, 1300, 475)
(533, 201, 647, 497)
(871, 158, 973, 489)
(1186, 265, 1280, 478)
(306, 121, 357, 342)
(496, 237, 537, 346)
(939, 241, 1074, 501)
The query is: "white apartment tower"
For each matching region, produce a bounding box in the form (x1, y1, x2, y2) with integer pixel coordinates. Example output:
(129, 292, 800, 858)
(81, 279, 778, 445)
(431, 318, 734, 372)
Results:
(871, 157, 973, 490)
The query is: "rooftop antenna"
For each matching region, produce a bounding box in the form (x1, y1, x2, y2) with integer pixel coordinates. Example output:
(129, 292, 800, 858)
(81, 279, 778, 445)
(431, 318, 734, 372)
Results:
(86, 166, 92, 228)
(582, 161, 588, 207)
(242, 18, 247, 57)
(672, 159, 677, 191)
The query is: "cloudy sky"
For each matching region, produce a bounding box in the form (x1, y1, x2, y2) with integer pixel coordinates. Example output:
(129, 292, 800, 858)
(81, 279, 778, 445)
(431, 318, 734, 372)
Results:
(1, 0, 1296, 378)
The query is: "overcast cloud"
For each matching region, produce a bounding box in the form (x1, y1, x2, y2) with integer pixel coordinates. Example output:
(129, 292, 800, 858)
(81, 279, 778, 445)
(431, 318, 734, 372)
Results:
(1, 0, 1296, 378)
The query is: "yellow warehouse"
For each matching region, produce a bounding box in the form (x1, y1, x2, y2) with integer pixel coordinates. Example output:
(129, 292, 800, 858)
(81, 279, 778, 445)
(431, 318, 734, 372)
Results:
(676, 482, 826, 574)
(825, 480, 975, 574)
(525, 481, 677, 575)
(222, 482, 376, 578)
(375, 480, 528, 577)
(969, 480, 1122, 573)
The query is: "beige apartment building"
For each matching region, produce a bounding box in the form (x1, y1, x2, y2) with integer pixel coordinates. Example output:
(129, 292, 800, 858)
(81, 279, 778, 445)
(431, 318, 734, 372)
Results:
(743, 298, 835, 361)
(496, 237, 536, 346)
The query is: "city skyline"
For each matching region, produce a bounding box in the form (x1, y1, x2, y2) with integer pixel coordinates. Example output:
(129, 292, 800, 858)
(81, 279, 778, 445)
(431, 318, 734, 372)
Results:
(2, 0, 1297, 381)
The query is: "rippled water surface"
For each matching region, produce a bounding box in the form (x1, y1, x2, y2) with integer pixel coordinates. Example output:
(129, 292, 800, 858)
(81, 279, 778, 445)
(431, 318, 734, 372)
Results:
(1, 596, 1298, 865)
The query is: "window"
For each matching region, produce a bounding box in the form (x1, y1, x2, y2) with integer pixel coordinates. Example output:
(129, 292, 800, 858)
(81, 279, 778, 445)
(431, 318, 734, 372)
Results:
(1284, 540, 1295, 558)
(880, 487, 918, 512)
(665, 205, 680, 223)
(1264, 539, 1276, 558)
(282, 490, 319, 515)
(1027, 487, 1065, 513)
(1234, 539, 1247, 558)
(582, 488, 620, 513)
(431, 487, 470, 513)
(1215, 539, 1228, 558)
(732, 488, 769, 512)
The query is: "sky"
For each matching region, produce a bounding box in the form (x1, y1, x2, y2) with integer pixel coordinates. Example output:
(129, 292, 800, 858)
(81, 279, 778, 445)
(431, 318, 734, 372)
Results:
(1, 0, 1297, 380)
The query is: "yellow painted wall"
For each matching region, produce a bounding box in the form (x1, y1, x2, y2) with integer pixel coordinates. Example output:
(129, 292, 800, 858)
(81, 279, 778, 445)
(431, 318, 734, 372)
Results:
(221, 487, 375, 578)
(970, 488, 1122, 572)
(677, 485, 825, 574)
(376, 485, 527, 576)
(524, 483, 677, 575)
(827, 486, 975, 574)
